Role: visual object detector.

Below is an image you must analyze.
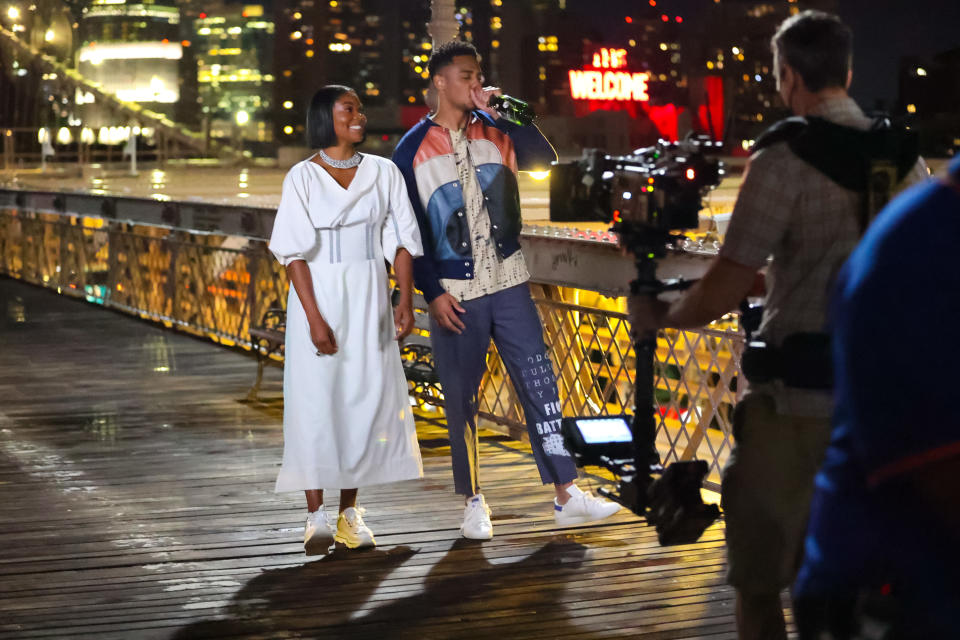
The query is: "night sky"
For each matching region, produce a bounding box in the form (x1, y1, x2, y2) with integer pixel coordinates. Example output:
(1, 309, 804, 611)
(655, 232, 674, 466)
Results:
(563, 0, 960, 108)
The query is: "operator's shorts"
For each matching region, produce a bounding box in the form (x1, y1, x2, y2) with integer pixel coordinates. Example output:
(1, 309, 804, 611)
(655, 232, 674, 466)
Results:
(721, 392, 832, 595)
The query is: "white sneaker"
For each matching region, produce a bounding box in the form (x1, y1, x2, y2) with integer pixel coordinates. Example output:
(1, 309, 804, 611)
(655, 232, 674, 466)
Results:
(304, 508, 335, 552)
(460, 494, 493, 540)
(335, 506, 376, 549)
(554, 485, 621, 526)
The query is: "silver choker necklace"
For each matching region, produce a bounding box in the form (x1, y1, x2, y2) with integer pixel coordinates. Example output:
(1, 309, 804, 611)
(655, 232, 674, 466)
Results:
(318, 149, 362, 169)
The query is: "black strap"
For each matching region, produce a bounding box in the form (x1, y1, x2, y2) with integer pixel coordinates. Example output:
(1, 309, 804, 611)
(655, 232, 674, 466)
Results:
(752, 116, 808, 153)
(751, 115, 921, 233)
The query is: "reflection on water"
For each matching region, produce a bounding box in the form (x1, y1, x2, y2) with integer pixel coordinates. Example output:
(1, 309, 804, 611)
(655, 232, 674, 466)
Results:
(6, 295, 26, 323)
(144, 334, 176, 374)
(84, 413, 119, 443)
(9, 166, 288, 208)
(151, 169, 167, 192)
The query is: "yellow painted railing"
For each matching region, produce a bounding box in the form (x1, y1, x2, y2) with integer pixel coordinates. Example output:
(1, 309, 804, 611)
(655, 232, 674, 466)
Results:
(0, 205, 743, 487)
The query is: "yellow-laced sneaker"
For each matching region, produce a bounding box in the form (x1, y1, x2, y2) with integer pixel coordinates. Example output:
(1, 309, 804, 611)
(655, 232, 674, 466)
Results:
(335, 506, 376, 549)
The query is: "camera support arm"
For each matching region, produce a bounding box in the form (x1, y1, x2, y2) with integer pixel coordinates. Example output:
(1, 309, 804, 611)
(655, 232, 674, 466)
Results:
(595, 236, 721, 545)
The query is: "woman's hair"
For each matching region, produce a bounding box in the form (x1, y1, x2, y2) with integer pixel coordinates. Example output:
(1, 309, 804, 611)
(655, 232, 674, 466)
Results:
(306, 84, 357, 148)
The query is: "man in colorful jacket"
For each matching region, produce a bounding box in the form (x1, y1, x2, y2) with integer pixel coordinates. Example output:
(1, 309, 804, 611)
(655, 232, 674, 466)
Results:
(392, 40, 619, 540)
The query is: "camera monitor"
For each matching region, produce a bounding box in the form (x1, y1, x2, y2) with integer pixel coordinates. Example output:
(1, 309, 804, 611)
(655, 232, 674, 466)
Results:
(561, 416, 635, 466)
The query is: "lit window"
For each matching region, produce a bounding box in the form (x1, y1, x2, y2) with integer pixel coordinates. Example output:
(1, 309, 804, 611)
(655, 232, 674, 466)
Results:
(283, 125, 294, 134)
(291, 31, 302, 40)
(906, 104, 917, 113)
(283, 100, 293, 109)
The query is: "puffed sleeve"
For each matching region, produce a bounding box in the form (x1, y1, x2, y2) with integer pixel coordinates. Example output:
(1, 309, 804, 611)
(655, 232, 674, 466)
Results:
(381, 162, 424, 265)
(268, 166, 319, 266)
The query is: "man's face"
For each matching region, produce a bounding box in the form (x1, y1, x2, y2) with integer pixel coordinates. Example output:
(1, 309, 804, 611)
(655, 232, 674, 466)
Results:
(433, 55, 484, 112)
(773, 51, 796, 112)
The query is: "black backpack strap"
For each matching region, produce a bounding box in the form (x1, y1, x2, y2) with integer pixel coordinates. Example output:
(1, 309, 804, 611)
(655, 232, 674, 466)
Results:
(752, 117, 808, 153)
(787, 117, 920, 232)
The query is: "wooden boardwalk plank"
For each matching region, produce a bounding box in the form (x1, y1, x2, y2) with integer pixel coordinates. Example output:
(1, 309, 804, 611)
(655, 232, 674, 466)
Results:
(0, 277, 766, 639)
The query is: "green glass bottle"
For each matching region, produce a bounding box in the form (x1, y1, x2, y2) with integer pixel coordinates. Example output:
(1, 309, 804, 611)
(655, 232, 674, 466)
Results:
(488, 94, 535, 126)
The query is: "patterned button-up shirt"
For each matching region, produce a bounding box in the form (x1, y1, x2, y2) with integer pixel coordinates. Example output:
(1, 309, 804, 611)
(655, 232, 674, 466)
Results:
(720, 96, 928, 417)
(440, 126, 530, 302)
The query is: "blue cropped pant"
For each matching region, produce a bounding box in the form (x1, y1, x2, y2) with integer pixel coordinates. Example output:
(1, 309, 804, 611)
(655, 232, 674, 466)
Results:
(429, 283, 579, 496)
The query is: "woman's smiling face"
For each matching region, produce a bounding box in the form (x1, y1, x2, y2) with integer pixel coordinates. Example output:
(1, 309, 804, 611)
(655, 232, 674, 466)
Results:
(330, 91, 366, 147)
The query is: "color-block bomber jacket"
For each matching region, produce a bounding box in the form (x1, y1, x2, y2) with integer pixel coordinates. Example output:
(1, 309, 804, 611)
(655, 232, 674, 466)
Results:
(391, 111, 557, 303)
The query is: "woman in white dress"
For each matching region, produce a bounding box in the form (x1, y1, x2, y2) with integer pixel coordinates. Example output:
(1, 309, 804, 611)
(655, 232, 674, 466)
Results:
(268, 85, 424, 553)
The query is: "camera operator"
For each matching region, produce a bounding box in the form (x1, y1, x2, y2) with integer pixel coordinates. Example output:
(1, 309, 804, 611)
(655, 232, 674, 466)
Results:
(629, 11, 927, 640)
(792, 154, 960, 639)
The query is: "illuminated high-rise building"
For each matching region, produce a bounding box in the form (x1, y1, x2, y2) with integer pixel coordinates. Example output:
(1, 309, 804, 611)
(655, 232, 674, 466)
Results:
(273, 0, 432, 151)
(696, 0, 839, 150)
(77, 0, 182, 122)
(898, 48, 960, 156)
(188, 3, 275, 149)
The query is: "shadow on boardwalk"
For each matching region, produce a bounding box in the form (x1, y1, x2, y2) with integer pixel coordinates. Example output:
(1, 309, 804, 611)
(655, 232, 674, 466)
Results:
(173, 539, 590, 639)
(0, 278, 738, 640)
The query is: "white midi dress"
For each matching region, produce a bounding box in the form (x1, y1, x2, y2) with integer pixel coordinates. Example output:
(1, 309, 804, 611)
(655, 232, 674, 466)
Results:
(268, 154, 424, 491)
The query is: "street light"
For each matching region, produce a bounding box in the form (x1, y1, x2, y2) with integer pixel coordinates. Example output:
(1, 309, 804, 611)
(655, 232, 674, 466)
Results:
(236, 111, 249, 125)
(6, 6, 18, 20)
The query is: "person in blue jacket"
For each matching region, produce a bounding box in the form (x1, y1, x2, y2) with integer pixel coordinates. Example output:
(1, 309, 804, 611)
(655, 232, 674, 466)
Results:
(392, 40, 620, 540)
(793, 155, 960, 639)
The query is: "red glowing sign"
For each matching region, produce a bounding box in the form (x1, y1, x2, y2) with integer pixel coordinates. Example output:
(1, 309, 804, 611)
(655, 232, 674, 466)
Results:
(592, 47, 628, 69)
(569, 47, 649, 102)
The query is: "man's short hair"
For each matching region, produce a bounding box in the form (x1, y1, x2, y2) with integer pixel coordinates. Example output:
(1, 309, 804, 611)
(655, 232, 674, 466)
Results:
(306, 84, 355, 148)
(427, 40, 480, 78)
(772, 10, 852, 92)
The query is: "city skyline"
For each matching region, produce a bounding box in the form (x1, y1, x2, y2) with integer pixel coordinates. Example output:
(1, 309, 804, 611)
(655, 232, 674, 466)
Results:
(0, 0, 956, 159)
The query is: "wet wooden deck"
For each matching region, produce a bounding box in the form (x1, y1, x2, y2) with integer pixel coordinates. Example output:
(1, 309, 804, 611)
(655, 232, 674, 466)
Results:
(0, 277, 756, 639)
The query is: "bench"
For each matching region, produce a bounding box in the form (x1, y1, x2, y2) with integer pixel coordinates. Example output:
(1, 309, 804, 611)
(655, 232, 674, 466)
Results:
(246, 307, 286, 402)
(398, 292, 442, 404)
(245, 292, 440, 403)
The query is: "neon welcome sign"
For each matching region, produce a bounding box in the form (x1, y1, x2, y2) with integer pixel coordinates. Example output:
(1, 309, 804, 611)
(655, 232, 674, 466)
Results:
(569, 47, 650, 102)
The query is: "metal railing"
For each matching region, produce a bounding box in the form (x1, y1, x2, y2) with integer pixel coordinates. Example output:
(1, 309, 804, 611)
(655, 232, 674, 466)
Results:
(0, 202, 743, 488)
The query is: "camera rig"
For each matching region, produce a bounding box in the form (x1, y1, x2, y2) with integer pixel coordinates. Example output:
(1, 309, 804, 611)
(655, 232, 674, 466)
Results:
(551, 136, 724, 545)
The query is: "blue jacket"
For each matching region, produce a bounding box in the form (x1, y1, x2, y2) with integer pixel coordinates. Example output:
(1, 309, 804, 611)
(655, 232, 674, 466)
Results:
(391, 111, 556, 302)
